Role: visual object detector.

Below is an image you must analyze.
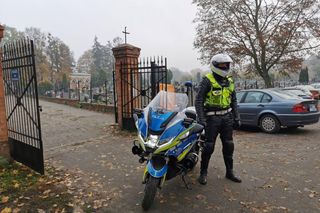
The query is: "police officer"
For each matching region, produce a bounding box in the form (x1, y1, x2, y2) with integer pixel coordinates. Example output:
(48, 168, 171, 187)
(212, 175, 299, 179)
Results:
(195, 53, 241, 185)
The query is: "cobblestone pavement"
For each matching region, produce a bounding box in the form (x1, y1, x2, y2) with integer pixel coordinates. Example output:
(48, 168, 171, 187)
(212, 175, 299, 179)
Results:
(41, 100, 320, 213)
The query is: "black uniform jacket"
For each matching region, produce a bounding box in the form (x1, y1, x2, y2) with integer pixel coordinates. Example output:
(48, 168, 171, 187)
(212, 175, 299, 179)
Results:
(195, 73, 240, 124)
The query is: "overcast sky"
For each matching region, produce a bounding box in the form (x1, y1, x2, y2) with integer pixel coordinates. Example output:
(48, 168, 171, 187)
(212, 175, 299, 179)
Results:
(0, 0, 204, 71)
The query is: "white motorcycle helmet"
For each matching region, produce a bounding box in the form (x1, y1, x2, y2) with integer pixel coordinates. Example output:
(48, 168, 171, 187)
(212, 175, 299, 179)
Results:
(210, 53, 233, 77)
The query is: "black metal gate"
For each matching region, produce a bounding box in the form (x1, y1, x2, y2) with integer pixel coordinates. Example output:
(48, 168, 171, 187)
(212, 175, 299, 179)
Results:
(113, 57, 168, 130)
(1, 39, 44, 174)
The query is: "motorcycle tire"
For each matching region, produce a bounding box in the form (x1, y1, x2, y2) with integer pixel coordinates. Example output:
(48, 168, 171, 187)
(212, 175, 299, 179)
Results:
(142, 176, 159, 211)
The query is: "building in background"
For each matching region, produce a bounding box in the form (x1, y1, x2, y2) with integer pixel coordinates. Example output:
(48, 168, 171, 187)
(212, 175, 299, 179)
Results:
(69, 73, 91, 101)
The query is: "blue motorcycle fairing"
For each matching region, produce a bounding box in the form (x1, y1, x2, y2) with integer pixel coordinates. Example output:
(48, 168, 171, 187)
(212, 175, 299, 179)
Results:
(138, 117, 147, 139)
(166, 134, 197, 157)
(159, 120, 185, 143)
(149, 110, 174, 133)
(147, 160, 168, 178)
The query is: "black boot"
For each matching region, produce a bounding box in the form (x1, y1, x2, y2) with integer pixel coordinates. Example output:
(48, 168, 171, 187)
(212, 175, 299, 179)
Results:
(198, 152, 210, 185)
(198, 174, 207, 185)
(198, 141, 215, 185)
(224, 156, 242, 183)
(226, 171, 242, 183)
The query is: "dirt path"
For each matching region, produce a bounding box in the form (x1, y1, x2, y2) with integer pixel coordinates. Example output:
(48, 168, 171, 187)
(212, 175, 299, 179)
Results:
(40, 101, 320, 212)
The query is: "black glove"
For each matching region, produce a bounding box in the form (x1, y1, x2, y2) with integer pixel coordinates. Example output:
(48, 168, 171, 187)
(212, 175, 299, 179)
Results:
(198, 120, 207, 128)
(233, 118, 241, 129)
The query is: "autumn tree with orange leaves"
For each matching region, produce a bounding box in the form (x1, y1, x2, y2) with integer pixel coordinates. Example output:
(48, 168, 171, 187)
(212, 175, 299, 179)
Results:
(193, 0, 320, 87)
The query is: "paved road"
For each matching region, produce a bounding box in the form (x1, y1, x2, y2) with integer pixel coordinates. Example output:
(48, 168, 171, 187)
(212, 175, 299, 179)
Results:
(40, 100, 320, 213)
(40, 100, 114, 158)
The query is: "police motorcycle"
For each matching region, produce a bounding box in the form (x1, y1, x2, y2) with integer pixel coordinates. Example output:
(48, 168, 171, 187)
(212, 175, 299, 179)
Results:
(132, 91, 204, 210)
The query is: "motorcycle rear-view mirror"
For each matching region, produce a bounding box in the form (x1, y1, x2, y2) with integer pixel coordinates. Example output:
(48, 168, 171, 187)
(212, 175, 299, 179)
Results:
(185, 110, 197, 120)
(133, 108, 144, 118)
(183, 117, 194, 128)
(190, 123, 204, 134)
(133, 114, 139, 123)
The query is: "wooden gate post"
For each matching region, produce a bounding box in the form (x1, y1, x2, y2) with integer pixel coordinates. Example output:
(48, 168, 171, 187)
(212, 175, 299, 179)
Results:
(112, 44, 141, 130)
(0, 25, 10, 159)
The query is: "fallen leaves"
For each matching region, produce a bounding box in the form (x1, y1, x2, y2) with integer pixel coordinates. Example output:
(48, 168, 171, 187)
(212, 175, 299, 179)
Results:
(1, 196, 9, 204)
(42, 189, 51, 195)
(13, 183, 20, 189)
(0, 208, 12, 213)
(12, 209, 20, 213)
(0, 208, 20, 213)
(308, 191, 318, 198)
(239, 201, 280, 213)
(0, 163, 76, 212)
(304, 188, 319, 199)
(195, 194, 206, 200)
(260, 184, 273, 189)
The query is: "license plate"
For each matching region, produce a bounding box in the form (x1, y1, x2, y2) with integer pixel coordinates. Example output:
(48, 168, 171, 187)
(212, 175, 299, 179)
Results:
(309, 104, 317, 112)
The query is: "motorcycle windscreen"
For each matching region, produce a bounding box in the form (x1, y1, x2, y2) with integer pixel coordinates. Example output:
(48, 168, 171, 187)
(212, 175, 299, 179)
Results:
(148, 109, 178, 134)
(143, 91, 189, 134)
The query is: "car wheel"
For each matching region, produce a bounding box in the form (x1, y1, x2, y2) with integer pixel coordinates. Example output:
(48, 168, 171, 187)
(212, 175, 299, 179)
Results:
(259, 114, 280, 133)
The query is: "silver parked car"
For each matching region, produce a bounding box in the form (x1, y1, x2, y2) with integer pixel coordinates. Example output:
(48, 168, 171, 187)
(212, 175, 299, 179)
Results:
(236, 89, 320, 133)
(281, 88, 313, 99)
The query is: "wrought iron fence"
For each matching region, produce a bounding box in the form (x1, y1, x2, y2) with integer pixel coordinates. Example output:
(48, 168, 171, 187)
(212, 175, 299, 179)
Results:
(113, 56, 167, 130)
(1, 39, 44, 174)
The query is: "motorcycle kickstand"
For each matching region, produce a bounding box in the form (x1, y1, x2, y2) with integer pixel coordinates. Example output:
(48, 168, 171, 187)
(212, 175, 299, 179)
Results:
(181, 173, 192, 190)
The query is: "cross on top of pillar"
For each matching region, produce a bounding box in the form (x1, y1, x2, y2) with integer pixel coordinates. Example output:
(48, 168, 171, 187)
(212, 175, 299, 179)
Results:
(122, 26, 130, 44)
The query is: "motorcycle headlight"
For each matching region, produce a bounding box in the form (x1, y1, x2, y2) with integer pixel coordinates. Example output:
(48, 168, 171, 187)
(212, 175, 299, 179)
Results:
(145, 135, 158, 148)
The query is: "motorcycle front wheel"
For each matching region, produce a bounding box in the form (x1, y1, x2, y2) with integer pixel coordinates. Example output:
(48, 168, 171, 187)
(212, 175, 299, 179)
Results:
(142, 176, 160, 211)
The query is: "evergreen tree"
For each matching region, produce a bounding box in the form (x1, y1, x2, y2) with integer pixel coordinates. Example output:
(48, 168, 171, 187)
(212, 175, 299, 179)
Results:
(299, 67, 309, 84)
(91, 36, 107, 87)
(89, 36, 122, 87)
(166, 69, 173, 84)
(61, 73, 69, 92)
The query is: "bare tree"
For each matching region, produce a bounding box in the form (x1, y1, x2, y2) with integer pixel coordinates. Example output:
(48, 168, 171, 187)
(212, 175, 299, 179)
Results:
(193, 0, 320, 87)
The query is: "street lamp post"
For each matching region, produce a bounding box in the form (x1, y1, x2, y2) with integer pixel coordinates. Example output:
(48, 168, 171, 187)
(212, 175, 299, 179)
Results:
(90, 78, 93, 103)
(105, 80, 108, 106)
(78, 80, 80, 102)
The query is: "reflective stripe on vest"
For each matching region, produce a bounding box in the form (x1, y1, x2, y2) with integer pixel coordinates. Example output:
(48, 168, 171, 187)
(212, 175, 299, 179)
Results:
(205, 73, 234, 108)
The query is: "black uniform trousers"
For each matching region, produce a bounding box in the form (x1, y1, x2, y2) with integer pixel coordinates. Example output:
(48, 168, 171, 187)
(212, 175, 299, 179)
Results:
(200, 112, 235, 175)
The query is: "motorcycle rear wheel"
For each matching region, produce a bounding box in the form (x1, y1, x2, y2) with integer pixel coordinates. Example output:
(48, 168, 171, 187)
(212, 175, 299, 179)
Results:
(142, 176, 159, 211)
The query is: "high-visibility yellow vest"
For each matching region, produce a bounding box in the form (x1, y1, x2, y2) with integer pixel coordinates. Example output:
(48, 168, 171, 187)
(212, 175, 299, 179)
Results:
(205, 73, 234, 108)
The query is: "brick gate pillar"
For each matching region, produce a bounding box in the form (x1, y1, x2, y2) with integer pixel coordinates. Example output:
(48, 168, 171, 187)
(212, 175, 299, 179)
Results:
(112, 44, 141, 130)
(0, 25, 10, 159)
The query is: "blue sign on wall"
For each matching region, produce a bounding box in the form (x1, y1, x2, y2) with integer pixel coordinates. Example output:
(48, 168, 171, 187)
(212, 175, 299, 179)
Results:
(11, 69, 19, 81)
